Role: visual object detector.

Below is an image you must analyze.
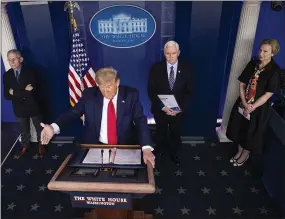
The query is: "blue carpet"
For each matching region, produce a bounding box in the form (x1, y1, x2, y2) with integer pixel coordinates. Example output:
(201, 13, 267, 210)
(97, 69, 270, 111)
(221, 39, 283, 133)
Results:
(1, 135, 282, 219)
(1, 123, 20, 162)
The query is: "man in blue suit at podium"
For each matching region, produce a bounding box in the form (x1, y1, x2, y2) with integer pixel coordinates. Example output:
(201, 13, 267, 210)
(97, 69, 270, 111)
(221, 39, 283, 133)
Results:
(40, 67, 155, 167)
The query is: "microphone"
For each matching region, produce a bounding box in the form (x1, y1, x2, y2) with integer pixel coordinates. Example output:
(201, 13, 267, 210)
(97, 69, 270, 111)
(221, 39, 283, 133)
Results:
(101, 149, 104, 168)
(109, 149, 111, 163)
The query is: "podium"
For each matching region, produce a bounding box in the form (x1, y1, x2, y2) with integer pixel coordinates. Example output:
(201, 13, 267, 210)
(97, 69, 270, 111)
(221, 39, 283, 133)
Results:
(47, 144, 155, 219)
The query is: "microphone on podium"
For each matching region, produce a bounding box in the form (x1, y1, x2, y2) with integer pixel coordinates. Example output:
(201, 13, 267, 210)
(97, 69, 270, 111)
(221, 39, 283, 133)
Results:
(101, 149, 104, 168)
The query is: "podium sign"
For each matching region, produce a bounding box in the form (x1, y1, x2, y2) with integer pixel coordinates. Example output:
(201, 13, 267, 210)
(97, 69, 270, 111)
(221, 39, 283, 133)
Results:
(70, 192, 131, 209)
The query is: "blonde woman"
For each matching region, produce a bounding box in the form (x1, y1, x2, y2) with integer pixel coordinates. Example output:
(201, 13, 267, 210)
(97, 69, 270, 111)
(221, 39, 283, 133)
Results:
(226, 39, 281, 166)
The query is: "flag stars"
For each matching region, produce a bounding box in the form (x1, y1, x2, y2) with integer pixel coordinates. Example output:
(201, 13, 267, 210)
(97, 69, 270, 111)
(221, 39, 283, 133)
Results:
(17, 184, 26, 191)
(175, 170, 183, 176)
(220, 170, 228, 176)
(197, 170, 205, 176)
(7, 202, 16, 210)
(225, 187, 234, 194)
(13, 155, 20, 160)
(180, 206, 190, 215)
(259, 206, 269, 215)
(38, 185, 47, 192)
(5, 168, 13, 174)
(206, 207, 216, 215)
(46, 169, 53, 175)
(244, 170, 251, 176)
(54, 204, 64, 212)
(193, 155, 200, 161)
(52, 154, 59, 160)
(201, 187, 211, 194)
(155, 187, 162, 194)
(154, 206, 164, 215)
(177, 186, 187, 194)
(250, 187, 260, 194)
(216, 156, 222, 160)
(33, 154, 39, 160)
(232, 206, 243, 215)
(154, 169, 160, 176)
(30, 203, 40, 211)
(25, 168, 34, 174)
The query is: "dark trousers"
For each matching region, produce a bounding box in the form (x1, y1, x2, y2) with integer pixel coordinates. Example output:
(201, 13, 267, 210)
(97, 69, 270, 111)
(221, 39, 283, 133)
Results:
(153, 111, 184, 156)
(16, 116, 42, 146)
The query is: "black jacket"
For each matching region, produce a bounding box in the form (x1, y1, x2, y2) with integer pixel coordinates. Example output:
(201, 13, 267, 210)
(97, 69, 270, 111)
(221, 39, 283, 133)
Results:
(54, 86, 153, 146)
(148, 60, 194, 114)
(3, 66, 40, 117)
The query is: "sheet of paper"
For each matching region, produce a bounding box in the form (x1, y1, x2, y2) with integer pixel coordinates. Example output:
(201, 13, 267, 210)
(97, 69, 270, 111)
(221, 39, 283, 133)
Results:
(82, 148, 111, 164)
(158, 95, 181, 110)
(238, 107, 250, 120)
(114, 149, 141, 165)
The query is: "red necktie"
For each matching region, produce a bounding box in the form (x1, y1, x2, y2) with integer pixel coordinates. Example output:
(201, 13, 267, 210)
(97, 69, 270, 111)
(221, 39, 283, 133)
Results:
(107, 99, 117, 144)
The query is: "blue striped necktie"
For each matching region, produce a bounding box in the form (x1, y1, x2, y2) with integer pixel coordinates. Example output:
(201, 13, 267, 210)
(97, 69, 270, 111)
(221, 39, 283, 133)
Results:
(169, 66, 175, 90)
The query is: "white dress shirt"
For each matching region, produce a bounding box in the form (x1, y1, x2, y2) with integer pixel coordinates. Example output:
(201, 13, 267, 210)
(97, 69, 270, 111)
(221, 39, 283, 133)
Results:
(51, 90, 153, 151)
(162, 61, 179, 111)
(99, 92, 118, 144)
(167, 60, 178, 81)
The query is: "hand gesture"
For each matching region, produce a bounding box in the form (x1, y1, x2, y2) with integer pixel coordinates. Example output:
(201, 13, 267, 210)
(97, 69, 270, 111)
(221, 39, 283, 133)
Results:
(9, 89, 13, 95)
(143, 149, 155, 168)
(25, 84, 33, 91)
(40, 123, 55, 145)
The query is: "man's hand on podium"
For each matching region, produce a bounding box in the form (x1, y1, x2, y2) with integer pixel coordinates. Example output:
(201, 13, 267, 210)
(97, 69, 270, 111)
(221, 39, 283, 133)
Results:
(142, 148, 155, 168)
(40, 123, 55, 145)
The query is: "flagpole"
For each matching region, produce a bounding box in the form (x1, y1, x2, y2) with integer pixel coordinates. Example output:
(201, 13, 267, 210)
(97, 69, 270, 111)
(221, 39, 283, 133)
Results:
(64, 1, 85, 125)
(64, 1, 82, 77)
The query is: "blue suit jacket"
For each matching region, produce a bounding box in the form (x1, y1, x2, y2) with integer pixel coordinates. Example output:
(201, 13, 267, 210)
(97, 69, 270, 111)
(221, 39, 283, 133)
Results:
(55, 86, 153, 147)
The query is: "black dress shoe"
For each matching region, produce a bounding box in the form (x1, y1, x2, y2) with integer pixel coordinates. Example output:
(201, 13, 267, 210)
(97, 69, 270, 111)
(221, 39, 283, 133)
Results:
(39, 144, 46, 158)
(18, 145, 28, 156)
(171, 155, 180, 165)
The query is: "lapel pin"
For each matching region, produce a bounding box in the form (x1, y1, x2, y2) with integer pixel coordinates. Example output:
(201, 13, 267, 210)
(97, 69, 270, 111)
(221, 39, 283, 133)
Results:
(178, 70, 181, 73)
(122, 100, 125, 103)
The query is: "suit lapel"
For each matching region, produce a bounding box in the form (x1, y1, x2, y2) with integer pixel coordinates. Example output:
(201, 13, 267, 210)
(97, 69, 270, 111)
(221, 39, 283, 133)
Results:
(116, 87, 125, 141)
(173, 62, 182, 91)
(163, 63, 171, 91)
(17, 66, 25, 84)
(94, 91, 103, 139)
(12, 70, 18, 84)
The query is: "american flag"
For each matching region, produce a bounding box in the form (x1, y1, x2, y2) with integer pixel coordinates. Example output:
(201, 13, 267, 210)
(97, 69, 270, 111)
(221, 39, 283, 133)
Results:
(68, 30, 96, 107)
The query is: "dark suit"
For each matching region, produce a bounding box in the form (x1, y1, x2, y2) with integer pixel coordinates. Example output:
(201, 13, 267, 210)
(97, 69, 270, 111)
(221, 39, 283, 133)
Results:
(148, 60, 193, 156)
(55, 86, 153, 147)
(3, 66, 42, 145)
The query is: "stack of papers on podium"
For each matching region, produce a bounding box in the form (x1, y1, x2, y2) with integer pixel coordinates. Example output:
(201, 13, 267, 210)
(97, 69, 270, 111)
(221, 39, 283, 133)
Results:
(158, 95, 181, 111)
(82, 148, 141, 165)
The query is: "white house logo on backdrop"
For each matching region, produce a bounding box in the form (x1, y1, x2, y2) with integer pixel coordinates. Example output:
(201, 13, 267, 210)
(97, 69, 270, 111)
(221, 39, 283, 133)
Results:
(89, 5, 156, 48)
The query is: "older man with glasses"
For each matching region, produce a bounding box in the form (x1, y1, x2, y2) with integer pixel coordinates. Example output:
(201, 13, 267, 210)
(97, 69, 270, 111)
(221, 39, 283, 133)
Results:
(3, 49, 45, 157)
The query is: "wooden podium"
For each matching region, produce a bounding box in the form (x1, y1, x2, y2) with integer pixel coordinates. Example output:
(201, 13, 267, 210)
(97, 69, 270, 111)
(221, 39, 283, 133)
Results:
(48, 144, 155, 219)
